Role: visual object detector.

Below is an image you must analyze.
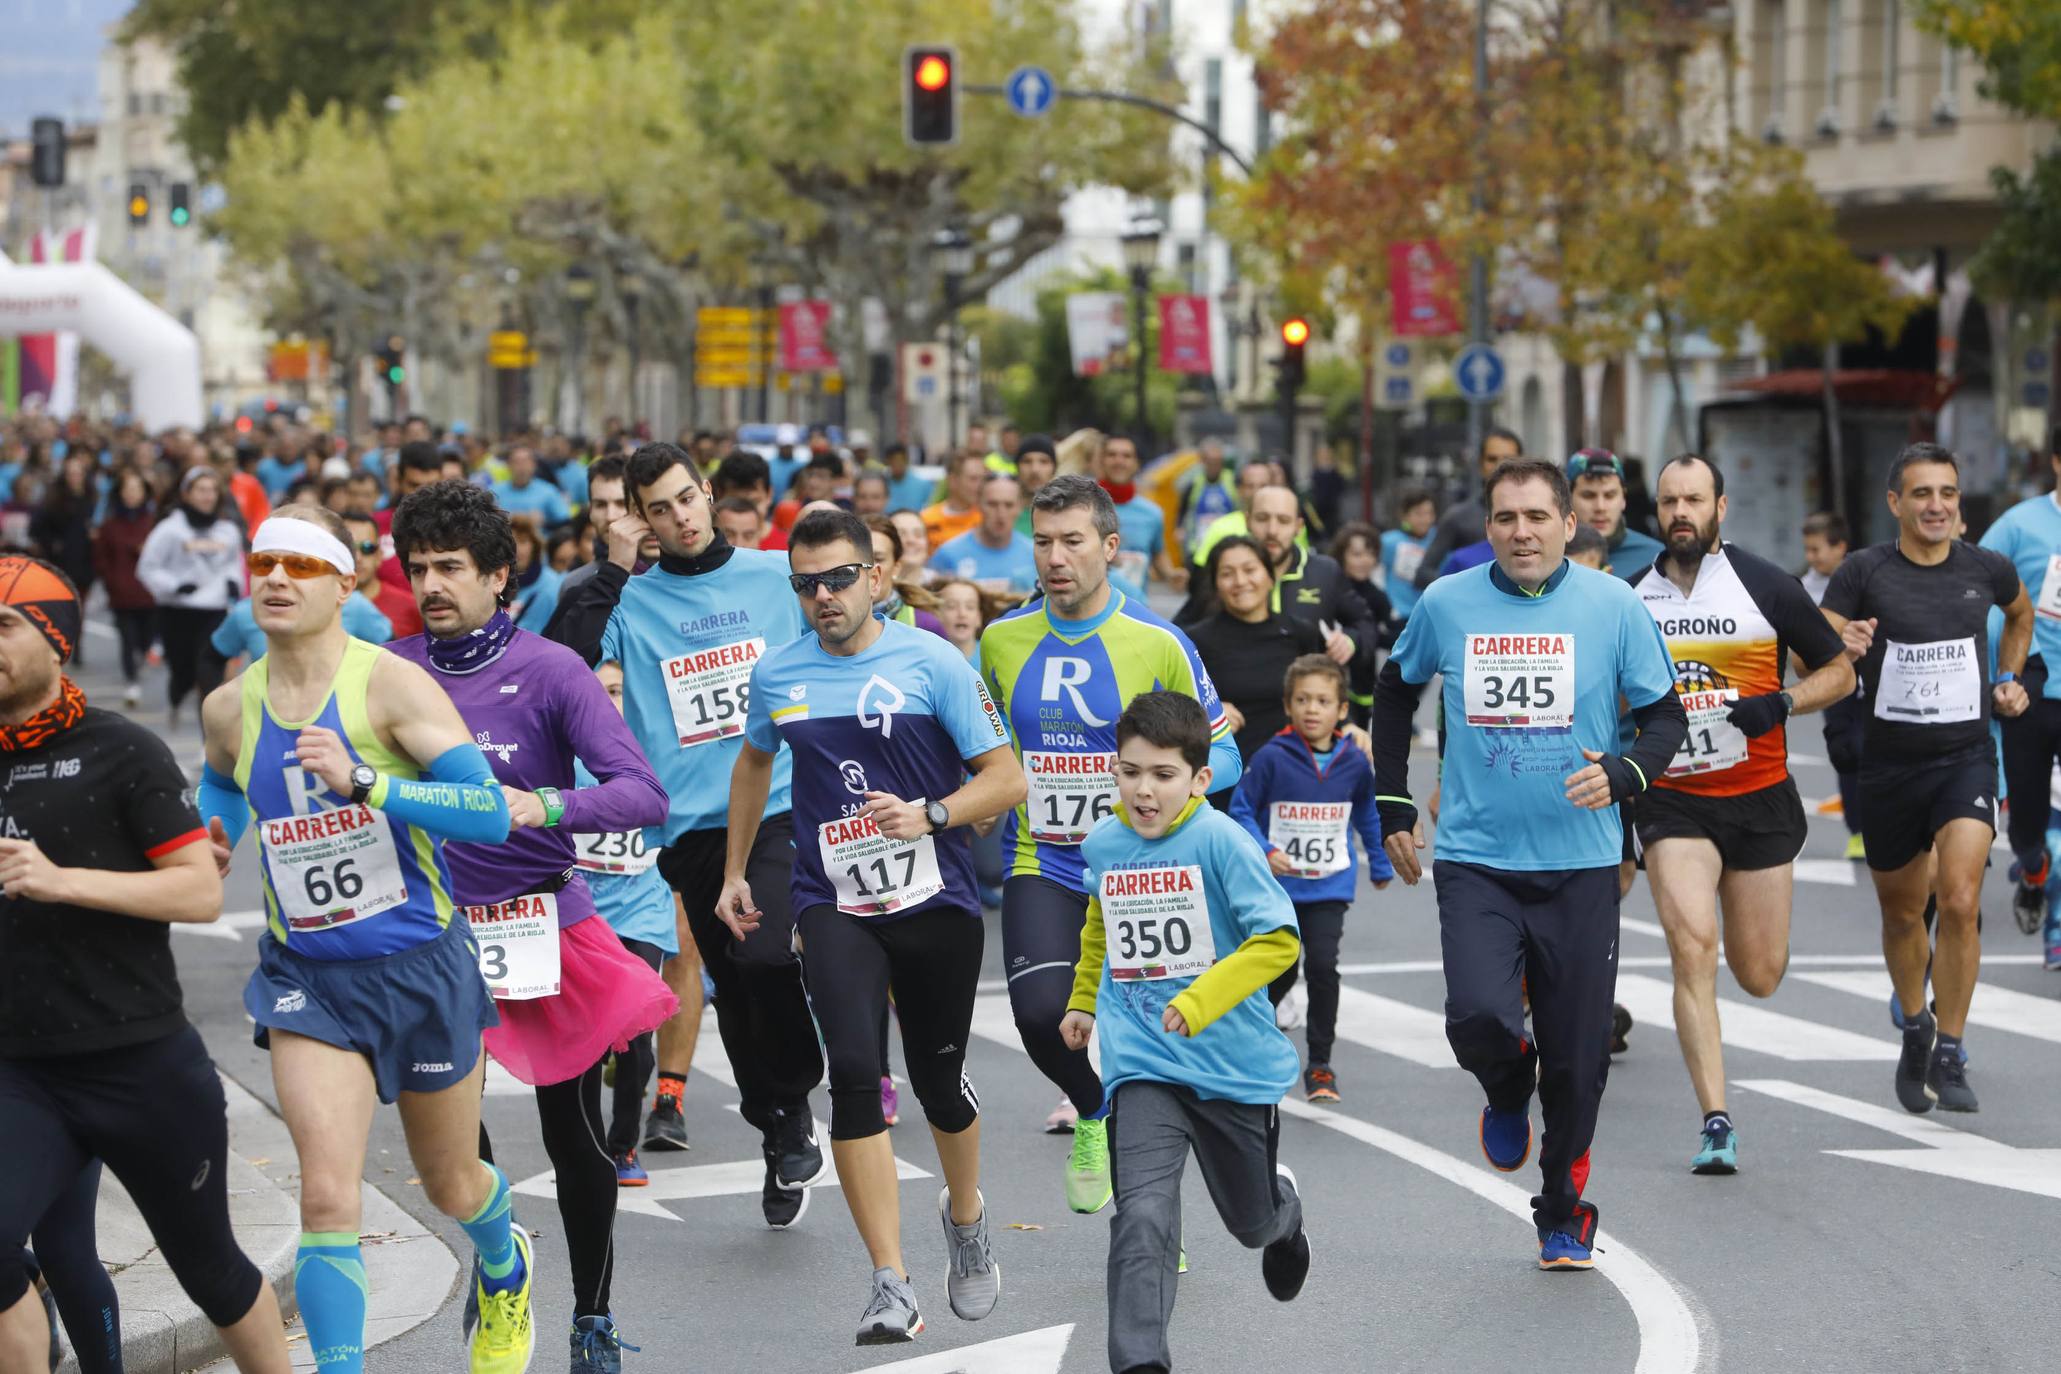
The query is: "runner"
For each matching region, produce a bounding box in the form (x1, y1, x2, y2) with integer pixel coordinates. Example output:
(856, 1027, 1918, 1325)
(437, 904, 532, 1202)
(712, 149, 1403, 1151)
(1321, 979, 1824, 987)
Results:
(1801, 512, 1867, 861)
(1565, 449, 1664, 581)
(719, 508, 1020, 1345)
(386, 482, 676, 1370)
(549, 441, 827, 1227)
(1819, 442, 2032, 1113)
(1626, 455, 1854, 1172)
(1375, 458, 1685, 1269)
(1411, 427, 1523, 592)
(0, 557, 292, 1373)
(196, 506, 535, 1372)
(979, 474, 1242, 1211)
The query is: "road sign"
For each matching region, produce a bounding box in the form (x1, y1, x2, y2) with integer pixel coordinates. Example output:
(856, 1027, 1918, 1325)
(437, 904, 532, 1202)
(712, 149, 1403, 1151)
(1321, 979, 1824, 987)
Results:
(2025, 347, 2049, 374)
(1384, 376, 1414, 406)
(1454, 343, 1505, 402)
(487, 331, 534, 370)
(2026, 381, 2052, 408)
(1006, 66, 1056, 117)
(902, 342, 945, 403)
(1384, 342, 1412, 369)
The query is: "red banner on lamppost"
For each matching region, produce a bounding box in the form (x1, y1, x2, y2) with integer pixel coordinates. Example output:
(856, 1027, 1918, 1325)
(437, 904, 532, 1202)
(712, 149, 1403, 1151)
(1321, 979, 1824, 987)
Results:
(1156, 294, 1213, 374)
(778, 299, 838, 372)
(1389, 240, 1461, 337)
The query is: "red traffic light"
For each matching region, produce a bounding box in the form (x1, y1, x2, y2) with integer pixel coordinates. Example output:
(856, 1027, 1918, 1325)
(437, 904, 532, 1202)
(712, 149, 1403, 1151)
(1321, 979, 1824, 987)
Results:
(914, 54, 951, 91)
(1281, 318, 1310, 347)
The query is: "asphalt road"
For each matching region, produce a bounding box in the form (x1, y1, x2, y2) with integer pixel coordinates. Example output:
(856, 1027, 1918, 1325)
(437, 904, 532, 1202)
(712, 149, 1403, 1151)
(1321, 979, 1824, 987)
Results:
(90, 617, 2061, 1374)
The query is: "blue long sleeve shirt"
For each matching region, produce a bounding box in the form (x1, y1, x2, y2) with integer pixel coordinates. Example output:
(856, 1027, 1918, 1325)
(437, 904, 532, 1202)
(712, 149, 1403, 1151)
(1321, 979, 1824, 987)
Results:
(1229, 728, 1393, 904)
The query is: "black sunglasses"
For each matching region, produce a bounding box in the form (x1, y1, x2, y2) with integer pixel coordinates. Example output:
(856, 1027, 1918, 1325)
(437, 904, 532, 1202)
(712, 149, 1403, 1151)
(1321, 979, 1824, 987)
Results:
(787, 562, 874, 596)
(355, 540, 380, 555)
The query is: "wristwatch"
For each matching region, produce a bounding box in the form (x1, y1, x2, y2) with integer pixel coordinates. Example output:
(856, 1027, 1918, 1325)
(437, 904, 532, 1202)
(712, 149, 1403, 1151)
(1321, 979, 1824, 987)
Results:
(924, 800, 951, 834)
(536, 786, 567, 828)
(1996, 671, 2018, 686)
(348, 763, 378, 805)
(1777, 690, 1795, 715)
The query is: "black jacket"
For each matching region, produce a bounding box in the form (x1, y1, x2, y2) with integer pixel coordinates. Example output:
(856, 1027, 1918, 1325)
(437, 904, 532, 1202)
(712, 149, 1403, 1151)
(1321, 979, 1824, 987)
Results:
(1272, 547, 1379, 671)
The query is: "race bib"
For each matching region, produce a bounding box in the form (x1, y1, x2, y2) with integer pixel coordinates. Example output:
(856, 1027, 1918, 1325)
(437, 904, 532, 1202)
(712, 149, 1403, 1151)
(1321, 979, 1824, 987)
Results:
(663, 638, 762, 748)
(573, 828, 656, 877)
(465, 893, 562, 1001)
(1668, 688, 1749, 776)
(1390, 541, 1425, 585)
(1024, 750, 1118, 845)
(1112, 550, 1150, 586)
(1875, 637, 1981, 725)
(260, 803, 409, 932)
(1102, 865, 1217, 982)
(818, 809, 945, 916)
(2038, 555, 2061, 621)
(1463, 632, 1574, 728)
(1267, 802, 1351, 878)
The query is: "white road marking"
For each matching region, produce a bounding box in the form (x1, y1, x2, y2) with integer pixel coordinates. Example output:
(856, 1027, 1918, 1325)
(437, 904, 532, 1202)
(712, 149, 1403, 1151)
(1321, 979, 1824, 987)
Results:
(513, 1150, 933, 1222)
(1621, 917, 1669, 941)
(1330, 986, 1460, 1069)
(1791, 859, 1857, 887)
(854, 1324, 1074, 1373)
(1793, 971, 2061, 1045)
(1333, 953, 2043, 976)
(1735, 1078, 2061, 1200)
(1611, 973, 1892, 1061)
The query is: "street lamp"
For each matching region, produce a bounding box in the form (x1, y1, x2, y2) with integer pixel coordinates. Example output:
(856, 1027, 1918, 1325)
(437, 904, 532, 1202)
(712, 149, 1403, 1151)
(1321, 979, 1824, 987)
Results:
(930, 227, 975, 451)
(564, 263, 597, 436)
(1121, 217, 1163, 449)
(620, 270, 645, 432)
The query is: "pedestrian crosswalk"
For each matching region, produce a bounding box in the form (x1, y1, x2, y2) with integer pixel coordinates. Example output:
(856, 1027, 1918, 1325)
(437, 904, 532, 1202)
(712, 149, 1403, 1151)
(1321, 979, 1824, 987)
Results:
(1792, 970, 2061, 1046)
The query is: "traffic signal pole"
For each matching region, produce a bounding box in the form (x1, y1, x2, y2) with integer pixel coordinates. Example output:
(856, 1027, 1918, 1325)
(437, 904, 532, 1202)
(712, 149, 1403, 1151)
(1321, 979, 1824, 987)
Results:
(1465, 0, 1489, 458)
(960, 85, 1254, 175)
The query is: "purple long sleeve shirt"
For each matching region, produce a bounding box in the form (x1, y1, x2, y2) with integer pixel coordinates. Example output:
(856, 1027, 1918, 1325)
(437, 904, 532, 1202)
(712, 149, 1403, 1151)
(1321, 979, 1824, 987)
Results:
(387, 628, 670, 927)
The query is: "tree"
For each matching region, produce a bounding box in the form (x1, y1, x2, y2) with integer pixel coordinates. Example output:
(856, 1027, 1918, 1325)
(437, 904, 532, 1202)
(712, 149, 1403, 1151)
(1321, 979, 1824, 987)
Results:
(993, 270, 1191, 439)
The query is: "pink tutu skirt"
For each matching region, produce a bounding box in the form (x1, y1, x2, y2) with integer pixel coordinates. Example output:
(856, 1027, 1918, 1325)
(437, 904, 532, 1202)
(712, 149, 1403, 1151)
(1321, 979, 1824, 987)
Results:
(484, 915, 679, 1087)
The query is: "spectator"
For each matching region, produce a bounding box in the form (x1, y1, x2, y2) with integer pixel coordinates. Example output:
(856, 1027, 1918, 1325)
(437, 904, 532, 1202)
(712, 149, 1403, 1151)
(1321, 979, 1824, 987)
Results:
(93, 467, 158, 708)
(134, 467, 244, 725)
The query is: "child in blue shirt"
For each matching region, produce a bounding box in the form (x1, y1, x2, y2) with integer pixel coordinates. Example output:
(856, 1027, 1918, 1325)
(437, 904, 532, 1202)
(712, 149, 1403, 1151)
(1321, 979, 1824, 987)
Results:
(1230, 655, 1393, 1103)
(1061, 691, 1311, 1374)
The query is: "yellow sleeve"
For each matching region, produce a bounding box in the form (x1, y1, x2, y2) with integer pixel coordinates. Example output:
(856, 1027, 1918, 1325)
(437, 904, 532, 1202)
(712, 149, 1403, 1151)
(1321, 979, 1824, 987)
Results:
(1068, 894, 1108, 1015)
(1168, 926, 1299, 1036)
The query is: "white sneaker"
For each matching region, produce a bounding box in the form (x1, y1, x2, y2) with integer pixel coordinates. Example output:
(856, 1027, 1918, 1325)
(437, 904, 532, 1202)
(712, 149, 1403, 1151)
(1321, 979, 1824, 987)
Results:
(1042, 1096, 1078, 1135)
(123, 684, 141, 709)
(1276, 983, 1308, 1031)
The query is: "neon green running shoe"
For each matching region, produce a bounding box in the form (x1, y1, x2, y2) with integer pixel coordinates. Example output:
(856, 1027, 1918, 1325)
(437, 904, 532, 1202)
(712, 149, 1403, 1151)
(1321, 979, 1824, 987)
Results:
(469, 1223, 535, 1374)
(1066, 1115, 1112, 1214)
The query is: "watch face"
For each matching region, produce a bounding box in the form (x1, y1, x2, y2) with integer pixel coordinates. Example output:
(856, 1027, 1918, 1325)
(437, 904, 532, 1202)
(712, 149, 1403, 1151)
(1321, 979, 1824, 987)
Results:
(352, 765, 377, 788)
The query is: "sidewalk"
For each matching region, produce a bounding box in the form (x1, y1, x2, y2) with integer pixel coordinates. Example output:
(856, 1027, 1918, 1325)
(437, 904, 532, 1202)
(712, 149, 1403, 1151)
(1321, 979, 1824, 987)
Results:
(52, 1076, 458, 1374)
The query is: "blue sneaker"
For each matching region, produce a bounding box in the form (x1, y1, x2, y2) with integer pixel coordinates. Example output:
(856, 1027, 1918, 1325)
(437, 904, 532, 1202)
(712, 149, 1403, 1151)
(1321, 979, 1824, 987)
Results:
(1538, 1229, 1594, 1270)
(570, 1315, 639, 1374)
(1690, 1121, 1738, 1175)
(1479, 1105, 1531, 1173)
(2043, 905, 2061, 972)
(613, 1149, 649, 1187)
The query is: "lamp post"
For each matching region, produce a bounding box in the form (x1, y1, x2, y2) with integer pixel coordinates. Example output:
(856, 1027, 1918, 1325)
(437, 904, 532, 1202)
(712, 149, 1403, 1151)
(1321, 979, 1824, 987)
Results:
(930, 227, 974, 452)
(620, 270, 644, 433)
(564, 262, 597, 436)
(1121, 218, 1163, 449)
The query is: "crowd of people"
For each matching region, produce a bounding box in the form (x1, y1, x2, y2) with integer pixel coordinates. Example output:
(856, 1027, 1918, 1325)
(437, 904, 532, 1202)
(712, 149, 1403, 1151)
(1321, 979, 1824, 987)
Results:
(2, 400, 2058, 1374)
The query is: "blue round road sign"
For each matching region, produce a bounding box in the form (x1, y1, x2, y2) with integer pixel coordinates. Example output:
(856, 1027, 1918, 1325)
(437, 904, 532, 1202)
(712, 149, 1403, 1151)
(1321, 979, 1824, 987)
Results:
(1454, 343, 1505, 402)
(1007, 66, 1056, 117)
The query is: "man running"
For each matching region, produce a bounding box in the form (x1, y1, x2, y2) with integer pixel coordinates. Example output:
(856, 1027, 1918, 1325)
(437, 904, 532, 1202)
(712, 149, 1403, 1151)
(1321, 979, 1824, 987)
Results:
(387, 482, 676, 1370)
(980, 474, 1242, 1212)
(720, 508, 1021, 1345)
(1820, 442, 2032, 1113)
(1626, 456, 1854, 1172)
(1566, 448, 1664, 580)
(549, 441, 827, 1226)
(0, 559, 292, 1374)
(196, 506, 533, 1373)
(1411, 427, 1523, 591)
(1376, 458, 1685, 1270)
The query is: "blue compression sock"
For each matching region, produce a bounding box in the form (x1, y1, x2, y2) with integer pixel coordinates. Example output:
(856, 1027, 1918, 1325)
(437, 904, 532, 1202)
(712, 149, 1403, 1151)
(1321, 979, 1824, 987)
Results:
(295, 1232, 367, 1372)
(459, 1163, 524, 1293)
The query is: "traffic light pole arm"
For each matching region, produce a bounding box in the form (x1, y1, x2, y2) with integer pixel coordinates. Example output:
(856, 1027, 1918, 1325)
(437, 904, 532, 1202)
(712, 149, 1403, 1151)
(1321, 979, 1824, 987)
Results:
(962, 84, 1254, 176)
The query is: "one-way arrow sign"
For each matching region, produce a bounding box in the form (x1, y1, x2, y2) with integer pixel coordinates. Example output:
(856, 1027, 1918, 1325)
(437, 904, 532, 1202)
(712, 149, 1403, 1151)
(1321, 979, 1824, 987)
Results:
(851, 1323, 1074, 1373)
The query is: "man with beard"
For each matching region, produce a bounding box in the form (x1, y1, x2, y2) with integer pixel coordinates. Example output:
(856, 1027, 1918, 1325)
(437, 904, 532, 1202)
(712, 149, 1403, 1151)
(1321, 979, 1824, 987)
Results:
(1625, 455, 1853, 1172)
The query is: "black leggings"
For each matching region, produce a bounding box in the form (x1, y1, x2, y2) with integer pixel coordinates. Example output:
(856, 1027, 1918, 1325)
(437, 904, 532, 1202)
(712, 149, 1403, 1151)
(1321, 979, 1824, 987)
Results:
(1267, 900, 1348, 1066)
(1001, 874, 1104, 1116)
(157, 606, 225, 710)
(0, 1028, 262, 1330)
(608, 939, 665, 1155)
(27, 1161, 120, 1374)
(796, 904, 984, 1141)
(113, 607, 156, 686)
(478, 1064, 618, 1320)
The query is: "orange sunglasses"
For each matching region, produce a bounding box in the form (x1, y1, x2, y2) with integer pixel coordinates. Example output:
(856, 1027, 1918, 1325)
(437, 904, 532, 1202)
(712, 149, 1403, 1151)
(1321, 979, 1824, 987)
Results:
(248, 551, 341, 580)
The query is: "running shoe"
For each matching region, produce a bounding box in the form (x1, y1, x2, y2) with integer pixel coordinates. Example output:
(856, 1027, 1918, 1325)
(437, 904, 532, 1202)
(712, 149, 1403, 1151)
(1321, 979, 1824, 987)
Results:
(2044, 904, 2061, 972)
(468, 1222, 535, 1374)
(1260, 1165, 1311, 1301)
(1067, 1115, 1113, 1214)
(123, 682, 141, 709)
(1538, 1229, 1594, 1271)
(769, 1106, 826, 1190)
(1926, 1043, 1979, 1112)
(612, 1149, 648, 1187)
(1690, 1121, 1738, 1175)
(1479, 1104, 1531, 1172)
(569, 1315, 638, 1374)
(938, 1186, 1000, 1321)
(881, 1076, 900, 1128)
(856, 1267, 924, 1345)
(1610, 1003, 1633, 1055)
(642, 1093, 690, 1152)
(1844, 833, 1866, 862)
(1895, 1008, 1938, 1114)
(1043, 1097, 1078, 1135)
(1275, 983, 1308, 1030)
(2010, 854, 2049, 935)
(761, 1148, 809, 1229)
(1302, 1064, 1340, 1103)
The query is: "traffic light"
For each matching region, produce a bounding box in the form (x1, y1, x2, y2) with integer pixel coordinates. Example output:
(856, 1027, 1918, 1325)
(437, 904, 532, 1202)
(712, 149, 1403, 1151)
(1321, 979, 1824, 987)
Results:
(30, 117, 64, 188)
(127, 183, 150, 226)
(378, 336, 406, 390)
(169, 183, 191, 228)
(904, 45, 958, 147)
(1278, 317, 1309, 389)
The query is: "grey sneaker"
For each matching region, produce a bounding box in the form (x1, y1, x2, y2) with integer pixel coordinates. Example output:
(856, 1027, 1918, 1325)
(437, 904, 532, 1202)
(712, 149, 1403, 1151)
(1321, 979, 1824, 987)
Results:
(939, 1186, 1000, 1321)
(855, 1267, 923, 1346)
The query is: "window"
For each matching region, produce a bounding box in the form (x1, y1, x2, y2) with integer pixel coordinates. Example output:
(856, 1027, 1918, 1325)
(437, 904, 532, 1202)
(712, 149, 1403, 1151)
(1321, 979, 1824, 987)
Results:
(1755, 0, 1787, 140)
(1825, 0, 1843, 115)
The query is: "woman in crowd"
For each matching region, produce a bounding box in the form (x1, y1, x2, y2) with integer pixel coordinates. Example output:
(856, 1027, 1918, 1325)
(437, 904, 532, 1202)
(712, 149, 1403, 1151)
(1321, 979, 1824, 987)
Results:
(134, 467, 244, 725)
(1182, 534, 1326, 801)
(886, 507, 932, 585)
(932, 576, 989, 667)
(93, 468, 160, 708)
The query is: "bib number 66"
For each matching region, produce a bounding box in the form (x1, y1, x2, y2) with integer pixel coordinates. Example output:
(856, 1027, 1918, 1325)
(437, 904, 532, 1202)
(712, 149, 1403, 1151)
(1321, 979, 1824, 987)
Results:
(303, 858, 364, 909)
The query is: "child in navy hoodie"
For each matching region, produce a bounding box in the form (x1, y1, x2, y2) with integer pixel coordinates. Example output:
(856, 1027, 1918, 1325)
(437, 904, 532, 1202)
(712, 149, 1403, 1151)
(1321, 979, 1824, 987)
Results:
(1230, 654, 1393, 1102)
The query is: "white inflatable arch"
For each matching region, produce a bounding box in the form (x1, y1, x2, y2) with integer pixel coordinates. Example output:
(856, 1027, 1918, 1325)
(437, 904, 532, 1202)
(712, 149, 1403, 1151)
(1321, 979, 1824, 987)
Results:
(0, 262, 204, 430)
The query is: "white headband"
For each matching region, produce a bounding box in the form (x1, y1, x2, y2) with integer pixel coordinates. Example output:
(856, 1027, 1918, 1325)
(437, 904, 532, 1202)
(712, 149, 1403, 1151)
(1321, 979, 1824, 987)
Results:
(252, 517, 355, 576)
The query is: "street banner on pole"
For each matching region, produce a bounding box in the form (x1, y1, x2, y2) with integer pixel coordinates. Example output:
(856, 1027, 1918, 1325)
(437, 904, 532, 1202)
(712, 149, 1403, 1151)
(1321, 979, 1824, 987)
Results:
(1156, 294, 1213, 374)
(779, 300, 838, 372)
(1065, 292, 1126, 377)
(1389, 240, 1461, 338)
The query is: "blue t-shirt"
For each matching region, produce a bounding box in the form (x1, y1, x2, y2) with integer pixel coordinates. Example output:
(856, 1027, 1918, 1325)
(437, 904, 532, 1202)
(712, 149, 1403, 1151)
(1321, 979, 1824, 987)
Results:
(599, 549, 802, 841)
(1380, 529, 1431, 619)
(256, 455, 303, 499)
(1082, 800, 1300, 1104)
(493, 480, 573, 527)
(933, 529, 1038, 595)
(1981, 492, 2061, 701)
(555, 461, 589, 509)
(884, 471, 937, 515)
(512, 566, 564, 635)
(572, 760, 678, 955)
(744, 618, 1013, 920)
(1389, 559, 1675, 871)
(1111, 496, 1165, 586)
(211, 594, 392, 661)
